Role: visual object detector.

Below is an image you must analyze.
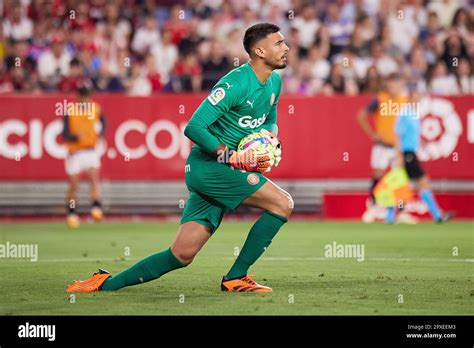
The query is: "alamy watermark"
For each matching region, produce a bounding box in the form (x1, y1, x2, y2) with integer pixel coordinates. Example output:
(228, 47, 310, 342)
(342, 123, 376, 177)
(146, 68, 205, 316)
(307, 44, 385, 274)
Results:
(380, 100, 420, 118)
(18, 322, 55, 341)
(324, 241, 365, 262)
(0, 241, 38, 262)
(55, 99, 96, 119)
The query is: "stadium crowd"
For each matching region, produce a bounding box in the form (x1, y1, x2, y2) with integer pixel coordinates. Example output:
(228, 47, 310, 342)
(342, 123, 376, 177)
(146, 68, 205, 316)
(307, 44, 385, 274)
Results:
(0, 0, 473, 96)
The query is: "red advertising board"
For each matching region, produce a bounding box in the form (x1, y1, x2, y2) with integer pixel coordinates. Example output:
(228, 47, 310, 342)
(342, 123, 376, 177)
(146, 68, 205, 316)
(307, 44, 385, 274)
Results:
(0, 94, 472, 180)
(323, 193, 474, 219)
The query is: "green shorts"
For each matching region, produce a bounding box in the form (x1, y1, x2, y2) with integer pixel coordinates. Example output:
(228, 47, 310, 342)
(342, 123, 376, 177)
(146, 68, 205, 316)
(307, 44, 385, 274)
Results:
(180, 146, 267, 233)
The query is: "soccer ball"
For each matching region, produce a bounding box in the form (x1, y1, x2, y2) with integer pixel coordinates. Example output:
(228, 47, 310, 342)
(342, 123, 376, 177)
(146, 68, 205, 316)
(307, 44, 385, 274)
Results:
(237, 131, 278, 168)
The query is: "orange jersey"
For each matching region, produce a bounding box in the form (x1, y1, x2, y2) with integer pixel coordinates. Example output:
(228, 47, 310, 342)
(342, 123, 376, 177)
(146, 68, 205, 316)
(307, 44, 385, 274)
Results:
(369, 92, 408, 146)
(65, 101, 102, 153)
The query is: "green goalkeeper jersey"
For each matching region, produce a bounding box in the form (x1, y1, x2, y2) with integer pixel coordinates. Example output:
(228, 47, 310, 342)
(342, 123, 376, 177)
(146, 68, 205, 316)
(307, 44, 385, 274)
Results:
(184, 63, 281, 154)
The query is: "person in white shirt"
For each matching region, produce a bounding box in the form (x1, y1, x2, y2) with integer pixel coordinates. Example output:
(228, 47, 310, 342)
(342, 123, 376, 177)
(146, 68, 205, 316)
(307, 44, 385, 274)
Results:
(387, 3, 419, 55)
(428, 0, 463, 28)
(37, 36, 72, 90)
(307, 45, 331, 81)
(455, 58, 474, 94)
(429, 60, 459, 95)
(126, 63, 152, 96)
(291, 4, 320, 49)
(150, 30, 178, 86)
(2, 3, 33, 41)
(131, 16, 161, 55)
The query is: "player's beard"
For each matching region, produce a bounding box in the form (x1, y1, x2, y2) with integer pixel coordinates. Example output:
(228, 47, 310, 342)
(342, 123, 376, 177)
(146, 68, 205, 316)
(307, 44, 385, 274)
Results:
(266, 55, 287, 70)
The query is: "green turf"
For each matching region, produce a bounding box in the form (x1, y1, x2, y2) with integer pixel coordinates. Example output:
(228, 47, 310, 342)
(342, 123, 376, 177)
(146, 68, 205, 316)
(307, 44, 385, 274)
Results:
(0, 221, 472, 315)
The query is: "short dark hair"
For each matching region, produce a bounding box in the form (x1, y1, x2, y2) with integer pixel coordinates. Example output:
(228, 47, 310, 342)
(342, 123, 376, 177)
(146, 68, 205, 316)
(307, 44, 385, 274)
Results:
(386, 72, 403, 80)
(243, 23, 280, 55)
(70, 57, 81, 67)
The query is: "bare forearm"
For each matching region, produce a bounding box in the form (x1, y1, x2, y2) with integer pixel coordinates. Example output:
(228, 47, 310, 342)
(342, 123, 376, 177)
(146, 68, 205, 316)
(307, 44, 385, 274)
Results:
(357, 110, 377, 139)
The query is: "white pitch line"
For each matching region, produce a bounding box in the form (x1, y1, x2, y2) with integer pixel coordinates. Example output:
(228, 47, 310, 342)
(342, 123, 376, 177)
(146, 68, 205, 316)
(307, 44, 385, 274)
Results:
(0, 258, 138, 263)
(1, 257, 473, 263)
(231, 256, 474, 263)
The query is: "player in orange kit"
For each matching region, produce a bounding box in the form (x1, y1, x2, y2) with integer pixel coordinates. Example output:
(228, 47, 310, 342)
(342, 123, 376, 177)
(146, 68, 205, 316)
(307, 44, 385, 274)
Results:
(61, 81, 106, 228)
(357, 72, 417, 224)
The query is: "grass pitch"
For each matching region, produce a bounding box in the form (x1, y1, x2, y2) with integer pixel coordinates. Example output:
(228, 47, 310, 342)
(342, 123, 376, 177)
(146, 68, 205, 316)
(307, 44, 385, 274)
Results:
(0, 220, 472, 315)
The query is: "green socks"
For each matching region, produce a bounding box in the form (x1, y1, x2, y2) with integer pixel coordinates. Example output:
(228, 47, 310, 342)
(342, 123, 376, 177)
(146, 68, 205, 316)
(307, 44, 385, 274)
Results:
(100, 212, 288, 290)
(101, 247, 185, 291)
(226, 211, 288, 279)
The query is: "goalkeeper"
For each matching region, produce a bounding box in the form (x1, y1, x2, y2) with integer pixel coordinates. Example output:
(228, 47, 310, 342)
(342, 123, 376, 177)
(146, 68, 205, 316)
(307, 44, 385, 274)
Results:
(67, 23, 291, 293)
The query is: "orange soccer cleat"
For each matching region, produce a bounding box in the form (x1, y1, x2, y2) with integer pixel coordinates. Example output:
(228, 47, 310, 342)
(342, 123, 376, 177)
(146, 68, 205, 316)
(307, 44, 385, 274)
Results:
(66, 214, 80, 229)
(221, 274, 273, 293)
(66, 269, 111, 293)
(90, 207, 104, 221)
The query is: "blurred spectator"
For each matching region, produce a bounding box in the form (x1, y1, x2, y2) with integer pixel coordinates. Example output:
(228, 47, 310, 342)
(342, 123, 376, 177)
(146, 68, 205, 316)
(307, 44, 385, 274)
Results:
(125, 62, 152, 96)
(405, 44, 428, 92)
(420, 11, 442, 42)
(307, 45, 330, 82)
(224, 28, 247, 67)
(291, 4, 320, 55)
(428, 0, 462, 28)
(313, 25, 331, 59)
(151, 30, 178, 86)
(428, 60, 459, 95)
(324, 2, 354, 56)
(349, 16, 372, 58)
(284, 59, 320, 96)
(68, 1, 95, 32)
(144, 53, 162, 93)
(58, 58, 83, 93)
(78, 42, 101, 80)
(172, 53, 202, 92)
(423, 32, 442, 66)
(360, 65, 382, 93)
(368, 41, 398, 78)
(102, 2, 132, 42)
(178, 17, 204, 57)
(455, 57, 474, 94)
(164, 5, 190, 46)
(322, 62, 358, 95)
(95, 22, 126, 77)
(201, 40, 231, 90)
(0, 0, 472, 96)
(131, 16, 161, 56)
(5, 40, 35, 74)
(386, 3, 419, 56)
(3, 3, 33, 41)
(441, 31, 469, 73)
(37, 35, 71, 90)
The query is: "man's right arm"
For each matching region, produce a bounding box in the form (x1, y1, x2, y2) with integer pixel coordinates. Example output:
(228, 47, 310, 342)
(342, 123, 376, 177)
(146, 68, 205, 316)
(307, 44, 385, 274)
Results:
(356, 97, 381, 142)
(184, 81, 240, 156)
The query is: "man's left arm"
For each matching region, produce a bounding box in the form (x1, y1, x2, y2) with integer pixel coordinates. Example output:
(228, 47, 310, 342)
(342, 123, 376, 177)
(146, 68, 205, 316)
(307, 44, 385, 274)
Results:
(99, 112, 107, 137)
(263, 75, 281, 136)
(262, 75, 282, 165)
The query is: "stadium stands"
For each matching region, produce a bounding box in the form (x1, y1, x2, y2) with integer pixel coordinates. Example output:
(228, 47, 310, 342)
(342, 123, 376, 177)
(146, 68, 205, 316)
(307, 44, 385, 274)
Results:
(0, 0, 472, 96)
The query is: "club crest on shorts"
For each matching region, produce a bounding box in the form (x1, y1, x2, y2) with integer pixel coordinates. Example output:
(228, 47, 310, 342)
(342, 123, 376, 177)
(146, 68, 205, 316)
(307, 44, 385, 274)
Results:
(207, 88, 225, 105)
(247, 173, 260, 185)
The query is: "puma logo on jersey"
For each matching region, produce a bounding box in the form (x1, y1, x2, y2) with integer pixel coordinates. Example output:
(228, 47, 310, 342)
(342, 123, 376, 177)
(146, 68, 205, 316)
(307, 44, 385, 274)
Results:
(246, 100, 254, 108)
(238, 114, 267, 129)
